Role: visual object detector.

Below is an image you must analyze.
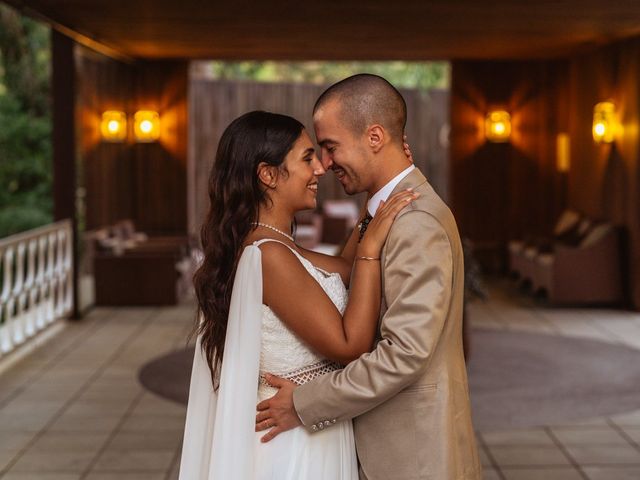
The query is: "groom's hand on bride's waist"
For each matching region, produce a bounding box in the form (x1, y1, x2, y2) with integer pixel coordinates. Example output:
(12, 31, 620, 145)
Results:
(255, 373, 302, 442)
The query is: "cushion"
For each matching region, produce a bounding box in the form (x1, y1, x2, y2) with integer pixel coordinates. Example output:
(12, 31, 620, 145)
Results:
(553, 210, 580, 236)
(580, 224, 614, 248)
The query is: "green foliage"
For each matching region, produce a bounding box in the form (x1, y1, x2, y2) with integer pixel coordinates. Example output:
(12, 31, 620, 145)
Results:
(0, 205, 52, 238)
(205, 61, 449, 90)
(0, 5, 52, 239)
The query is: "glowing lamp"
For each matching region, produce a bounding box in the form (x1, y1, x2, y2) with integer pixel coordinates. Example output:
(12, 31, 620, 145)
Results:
(100, 111, 127, 142)
(134, 110, 160, 142)
(592, 102, 618, 143)
(556, 133, 570, 172)
(485, 110, 511, 143)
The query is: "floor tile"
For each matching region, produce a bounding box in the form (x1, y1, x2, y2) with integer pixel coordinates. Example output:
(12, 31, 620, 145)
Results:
(91, 448, 175, 472)
(478, 446, 493, 467)
(554, 417, 611, 428)
(1, 474, 81, 480)
(611, 410, 640, 427)
(84, 474, 162, 480)
(106, 431, 182, 451)
(482, 468, 502, 480)
(488, 446, 571, 467)
(619, 426, 640, 444)
(28, 432, 110, 452)
(119, 414, 185, 433)
(48, 413, 123, 433)
(550, 426, 629, 445)
(582, 466, 640, 479)
(0, 411, 54, 432)
(564, 444, 640, 465)
(8, 451, 95, 473)
(482, 429, 555, 446)
(0, 450, 18, 471)
(0, 432, 35, 454)
(501, 467, 583, 480)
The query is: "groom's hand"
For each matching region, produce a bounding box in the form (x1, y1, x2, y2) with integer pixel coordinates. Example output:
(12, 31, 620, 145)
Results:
(255, 374, 302, 442)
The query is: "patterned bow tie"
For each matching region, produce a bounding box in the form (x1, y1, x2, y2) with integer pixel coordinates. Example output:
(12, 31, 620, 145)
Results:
(358, 213, 373, 242)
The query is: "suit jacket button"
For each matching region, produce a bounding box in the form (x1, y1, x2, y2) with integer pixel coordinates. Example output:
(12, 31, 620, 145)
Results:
(331, 419, 336, 424)
(324, 420, 331, 427)
(318, 422, 324, 429)
(311, 425, 317, 431)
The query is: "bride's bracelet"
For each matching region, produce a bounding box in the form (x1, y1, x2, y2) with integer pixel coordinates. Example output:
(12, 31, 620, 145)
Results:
(356, 256, 380, 261)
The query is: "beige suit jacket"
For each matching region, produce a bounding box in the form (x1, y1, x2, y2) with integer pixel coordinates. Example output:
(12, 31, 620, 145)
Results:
(294, 169, 482, 480)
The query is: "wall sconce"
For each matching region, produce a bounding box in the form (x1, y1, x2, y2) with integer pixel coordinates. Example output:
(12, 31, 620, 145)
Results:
(592, 101, 618, 143)
(485, 110, 511, 143)
(134, 110, 160, 142)
(556, 133, 570, 172)
(100, 111, 127, 142)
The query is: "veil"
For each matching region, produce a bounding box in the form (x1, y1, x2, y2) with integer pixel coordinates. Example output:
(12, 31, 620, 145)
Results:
(179, 245, 263, 479)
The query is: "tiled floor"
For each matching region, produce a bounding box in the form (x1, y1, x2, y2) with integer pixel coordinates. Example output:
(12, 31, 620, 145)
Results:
(1, 280, 640, 479)
(471, 279, 640, 479)
(0, 304, 193, 480)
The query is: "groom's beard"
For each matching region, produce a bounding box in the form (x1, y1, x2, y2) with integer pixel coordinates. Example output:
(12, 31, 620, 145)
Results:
(331, 164, 362, 195)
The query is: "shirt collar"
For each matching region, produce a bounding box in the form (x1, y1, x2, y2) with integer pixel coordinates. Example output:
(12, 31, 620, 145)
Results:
(367, 165, 416, 216)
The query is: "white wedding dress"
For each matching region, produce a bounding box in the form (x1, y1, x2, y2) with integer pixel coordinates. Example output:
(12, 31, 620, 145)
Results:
(179, 239, 358, 480)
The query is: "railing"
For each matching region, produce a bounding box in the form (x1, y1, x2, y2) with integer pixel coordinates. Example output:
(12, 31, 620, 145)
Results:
(0, 220, 73, 358)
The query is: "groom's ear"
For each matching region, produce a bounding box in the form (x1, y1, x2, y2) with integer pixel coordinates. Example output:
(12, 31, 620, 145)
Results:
(367, 124, 385, 154)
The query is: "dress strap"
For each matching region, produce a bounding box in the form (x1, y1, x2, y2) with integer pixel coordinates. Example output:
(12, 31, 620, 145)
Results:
(253, 237, 289, 247)
(252, 238, 306, 262)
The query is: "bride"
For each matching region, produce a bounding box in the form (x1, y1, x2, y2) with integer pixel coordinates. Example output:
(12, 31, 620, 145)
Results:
(179, 110, 418, 479)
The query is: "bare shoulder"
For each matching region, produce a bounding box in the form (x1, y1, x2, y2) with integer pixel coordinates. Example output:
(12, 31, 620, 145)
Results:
(254, 240, 307, 277)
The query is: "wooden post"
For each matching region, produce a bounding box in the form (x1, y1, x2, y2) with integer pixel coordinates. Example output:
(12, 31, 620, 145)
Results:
(51, 30, 80, 319)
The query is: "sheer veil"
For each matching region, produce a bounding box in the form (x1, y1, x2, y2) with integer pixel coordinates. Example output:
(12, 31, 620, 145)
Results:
(179, 245, 263, 479)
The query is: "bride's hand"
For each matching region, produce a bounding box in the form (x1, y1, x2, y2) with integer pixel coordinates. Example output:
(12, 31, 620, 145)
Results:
(359, 189, 419, 257)
(403, 134, 414, 164)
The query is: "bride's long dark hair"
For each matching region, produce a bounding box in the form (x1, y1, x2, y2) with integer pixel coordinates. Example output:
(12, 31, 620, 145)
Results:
(193, 110, 304, 388)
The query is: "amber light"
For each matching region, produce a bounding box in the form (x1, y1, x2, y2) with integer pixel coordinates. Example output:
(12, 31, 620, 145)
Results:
(556, 133, 570, 172)
(592, 102, 618, 144)
(134, 110, 160, 142)
(485, 110, 511, 143)
(100, 111, 127, 142)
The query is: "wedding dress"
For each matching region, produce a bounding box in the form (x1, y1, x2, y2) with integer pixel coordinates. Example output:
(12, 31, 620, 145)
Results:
(179, 239, 358, 480)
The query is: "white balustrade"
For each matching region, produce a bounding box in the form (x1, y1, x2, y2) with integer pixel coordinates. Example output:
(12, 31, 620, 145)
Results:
(0, 220, 73, 357)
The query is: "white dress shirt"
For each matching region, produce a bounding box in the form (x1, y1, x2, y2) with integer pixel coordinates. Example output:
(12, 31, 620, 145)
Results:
(367, 165, 416, 217)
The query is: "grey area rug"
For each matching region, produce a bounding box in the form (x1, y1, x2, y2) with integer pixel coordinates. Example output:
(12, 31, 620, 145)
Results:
(138, 329, 640, 431)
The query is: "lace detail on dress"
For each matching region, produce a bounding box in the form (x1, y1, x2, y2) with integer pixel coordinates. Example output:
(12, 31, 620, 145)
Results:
(259, 360, 342, 387)
(254, 239, 348, 401)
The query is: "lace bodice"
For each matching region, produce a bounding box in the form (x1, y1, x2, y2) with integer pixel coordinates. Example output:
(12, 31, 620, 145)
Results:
(254, 239, 347, 400)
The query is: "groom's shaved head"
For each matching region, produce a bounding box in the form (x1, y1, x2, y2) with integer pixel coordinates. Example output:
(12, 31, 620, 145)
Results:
(313, 74, 407, 144)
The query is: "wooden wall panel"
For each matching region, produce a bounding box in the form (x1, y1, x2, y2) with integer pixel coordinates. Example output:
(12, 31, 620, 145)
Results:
(77, 47, 136, 230)
(77, 50, 188, 234)
(133, 61, 188, 234)
(451, 38, 640, 309)
(450, 61, 567, 250)
(567, 38, 640, 308)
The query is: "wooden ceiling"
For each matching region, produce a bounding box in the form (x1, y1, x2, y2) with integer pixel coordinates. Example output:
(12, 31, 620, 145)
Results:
(7, 0, 640, 61)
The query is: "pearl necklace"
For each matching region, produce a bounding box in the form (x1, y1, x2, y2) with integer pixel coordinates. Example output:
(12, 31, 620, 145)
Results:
(252, 222, 295, 242)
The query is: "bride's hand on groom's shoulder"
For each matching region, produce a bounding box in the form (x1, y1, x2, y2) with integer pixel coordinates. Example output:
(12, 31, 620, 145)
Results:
(359, 189, 419, 257)
(403, 134, 414, 164)
(255, 374, 301, 442)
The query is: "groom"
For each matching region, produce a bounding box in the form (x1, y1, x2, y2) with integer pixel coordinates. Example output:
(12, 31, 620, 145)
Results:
(257, 74, 482, 479)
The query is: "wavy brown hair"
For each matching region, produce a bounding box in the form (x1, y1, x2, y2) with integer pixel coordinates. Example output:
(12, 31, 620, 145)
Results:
(193, 110, 304, 388)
